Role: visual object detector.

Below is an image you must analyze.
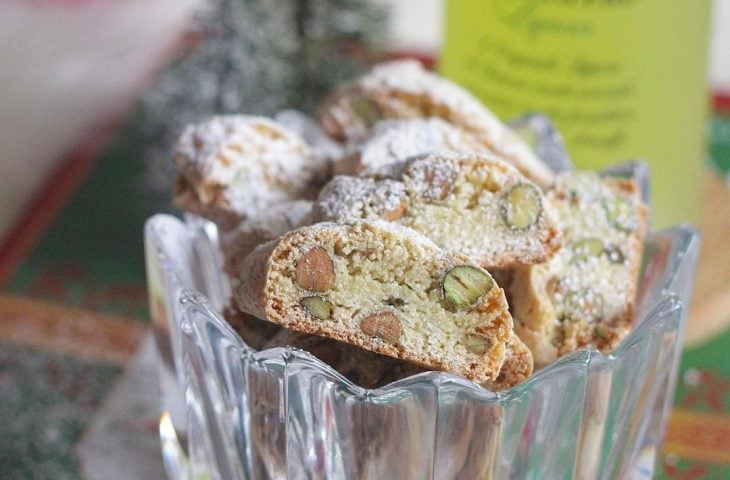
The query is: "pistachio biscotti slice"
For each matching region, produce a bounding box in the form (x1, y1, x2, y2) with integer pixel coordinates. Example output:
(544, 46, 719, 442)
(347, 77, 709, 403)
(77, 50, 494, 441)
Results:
(173, 115, 325, 230)
(312, 152, 562, 269)
(234, 220, 513, 382)
(320, 60, 555, 187)
(334, 117, 485, 176)
(510, 172, 649, 367)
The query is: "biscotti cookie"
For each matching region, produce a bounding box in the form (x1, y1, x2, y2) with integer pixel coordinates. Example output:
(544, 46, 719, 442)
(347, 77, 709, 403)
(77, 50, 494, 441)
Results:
(482, 332, 533, 391)
(320, 60, 555, 187)
(263, 328, 425, 389)
(173, 115, 325, 230)
(220, 200, 313, 282)
(274, 109, 343, 186)
(510, 172, 649, 367)
(334, 117, 484, 176)
(234, 220, 513, 383)
(312, 152, 562, 269)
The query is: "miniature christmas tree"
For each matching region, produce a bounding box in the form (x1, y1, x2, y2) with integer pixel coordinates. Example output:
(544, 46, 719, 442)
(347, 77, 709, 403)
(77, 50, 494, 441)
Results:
(138, 0, 387, 193)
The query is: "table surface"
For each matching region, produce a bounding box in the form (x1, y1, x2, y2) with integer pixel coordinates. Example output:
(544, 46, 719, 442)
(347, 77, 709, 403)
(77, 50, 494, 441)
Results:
(1, 114, 729, 479)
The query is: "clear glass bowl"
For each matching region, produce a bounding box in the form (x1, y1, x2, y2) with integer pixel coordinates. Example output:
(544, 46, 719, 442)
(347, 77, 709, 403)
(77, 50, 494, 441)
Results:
(145, 214, 699, 480)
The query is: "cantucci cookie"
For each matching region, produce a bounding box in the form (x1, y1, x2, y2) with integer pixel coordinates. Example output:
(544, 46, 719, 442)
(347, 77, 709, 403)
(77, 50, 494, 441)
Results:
(234, 220, 512, 383)
(173, 115, 325, 230)
(312, 152, 562, 269)
(263, 328, 425, 389)
(274, 109, 343, 185)
(510, 172, 649, 367)
(220, 200, 313, 282)
(481, 333, 533, 391)
(334, 117, 484, 176)
(320, 60, 555, 187)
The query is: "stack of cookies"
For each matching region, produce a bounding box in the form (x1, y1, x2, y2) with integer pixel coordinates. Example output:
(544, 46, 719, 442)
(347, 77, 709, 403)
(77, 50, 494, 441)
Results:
(172, 60, 649, 390)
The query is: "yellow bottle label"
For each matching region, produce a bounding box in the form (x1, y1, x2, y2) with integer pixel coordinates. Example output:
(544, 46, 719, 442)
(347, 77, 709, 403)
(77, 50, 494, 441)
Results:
(440, 0, 711, 228)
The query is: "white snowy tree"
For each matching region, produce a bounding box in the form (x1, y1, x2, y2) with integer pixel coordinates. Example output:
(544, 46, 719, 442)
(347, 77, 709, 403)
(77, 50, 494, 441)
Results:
(139, 0, 387, 192)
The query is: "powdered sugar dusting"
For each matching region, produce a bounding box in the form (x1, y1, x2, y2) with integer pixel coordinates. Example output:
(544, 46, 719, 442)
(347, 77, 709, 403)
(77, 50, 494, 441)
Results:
(313, 176, 408, 224)
(340, 118, 484, 176)
(357, 60, 555, 187)
(314, 151, 560, 268)
(275, 109, 343, 172)
(513, 170, 648, 360)
(352, 219, 442, 252)
(173, 115, 321, 221)
(398, 152, 559, 267)
(221, 200, 313, 260)
(402, 153, 459, 201)
(545, 173, 643, 312)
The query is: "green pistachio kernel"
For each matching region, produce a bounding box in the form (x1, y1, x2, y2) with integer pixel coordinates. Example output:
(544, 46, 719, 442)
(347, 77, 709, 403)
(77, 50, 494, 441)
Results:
(301, 296, 332, 321)
(572, 237, 604, 262)
(603, 196, 636, 232)
(464, 333, 492, 354)
(500, 183, 542, 230)
(443, 266, 494, 309)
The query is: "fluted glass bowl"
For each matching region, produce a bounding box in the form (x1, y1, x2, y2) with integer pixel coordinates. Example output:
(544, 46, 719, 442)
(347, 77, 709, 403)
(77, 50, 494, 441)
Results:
(145, 213, 699, 480)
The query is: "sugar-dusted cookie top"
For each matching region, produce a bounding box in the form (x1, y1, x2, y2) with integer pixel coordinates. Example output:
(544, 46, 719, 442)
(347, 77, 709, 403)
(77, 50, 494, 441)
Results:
(320, 60, 555, 187)
(173, 115, 324, 230)
(335, 117, 485, 176)
(510, 172, 649, 367)
(313, 152, 562, 268)
(220, 199, 313, 281)
(274, 109, 343, 186)
(234, 220, 513, 383)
